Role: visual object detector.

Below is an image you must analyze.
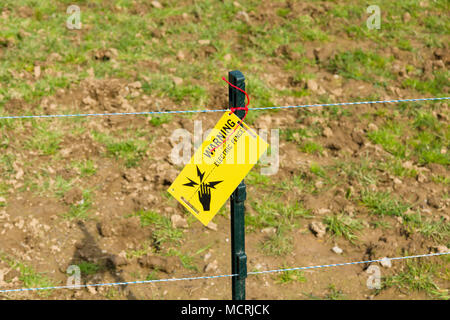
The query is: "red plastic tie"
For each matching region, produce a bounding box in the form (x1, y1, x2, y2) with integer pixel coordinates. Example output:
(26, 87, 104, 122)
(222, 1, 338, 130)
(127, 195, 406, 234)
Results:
(210, 77, 250, 153)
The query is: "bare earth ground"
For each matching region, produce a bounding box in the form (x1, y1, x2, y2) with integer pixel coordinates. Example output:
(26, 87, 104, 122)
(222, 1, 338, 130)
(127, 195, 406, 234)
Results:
(0, 1, 449, 300)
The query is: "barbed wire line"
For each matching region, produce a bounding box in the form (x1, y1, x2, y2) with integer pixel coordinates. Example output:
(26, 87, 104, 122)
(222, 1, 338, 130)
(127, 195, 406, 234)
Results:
(0, 97, 448, 120)
(0, 251, 447, 294)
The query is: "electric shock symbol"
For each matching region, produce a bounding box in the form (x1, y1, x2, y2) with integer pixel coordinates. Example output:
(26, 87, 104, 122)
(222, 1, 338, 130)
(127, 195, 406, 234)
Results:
(183, 166, 223, 211)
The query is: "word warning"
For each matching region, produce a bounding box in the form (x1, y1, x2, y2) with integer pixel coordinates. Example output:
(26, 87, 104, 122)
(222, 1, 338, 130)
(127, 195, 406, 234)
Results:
(168, 111, 268, 226)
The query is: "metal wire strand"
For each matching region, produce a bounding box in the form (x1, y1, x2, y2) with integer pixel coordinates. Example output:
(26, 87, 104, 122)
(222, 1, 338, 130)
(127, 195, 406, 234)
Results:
(0, 97, 448, 120)
(0, 251, 447, 294)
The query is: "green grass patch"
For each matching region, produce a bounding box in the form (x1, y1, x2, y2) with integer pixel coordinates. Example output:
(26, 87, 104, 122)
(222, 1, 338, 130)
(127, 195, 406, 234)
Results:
(1, 256, 56, 297)
(276, 268, 307, 284)
(325, 284, 346, 300)
(367, 124, 407, 158)
(149, 114, 173, 127)
(62, 189, 93, 220)
(246, 171, 271, 187)
(377, 158, 417, 179)
(300, 141, 323, 155)
(309, 162, 327, 179)
(402, 71, 450, 95)
(327, 49, 393, 83)
(53, 176, 73, 198)
(383, 258, 449, 299)
(403, 214, 450, 241)
(134, 210, 183, 246)
(410, 131, 449, 166)
(93, 131, 148, 168)
(77, 261, 102, 276)
(323, 214, 364, 243)
(72, 160, 97, 177)
(360, 190, 410, 216)
(166, 248, 198, 272)
(333, 157, 378, 186)
(249, 199, 311, 256)
(24, 122, 62, 156)
(248, 200, 311, 231)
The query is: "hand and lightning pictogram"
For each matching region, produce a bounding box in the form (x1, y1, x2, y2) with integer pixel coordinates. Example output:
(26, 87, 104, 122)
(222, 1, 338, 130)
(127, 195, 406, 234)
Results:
(183, 166, 223, 211)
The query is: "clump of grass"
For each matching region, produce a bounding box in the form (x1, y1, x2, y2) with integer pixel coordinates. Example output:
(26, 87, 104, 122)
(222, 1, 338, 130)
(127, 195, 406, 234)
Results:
(247, 78, 275, 108)
(293, 16, 329, 42)
(146, 270, 159, 281)
(142, 79, 207, 106)
(403, 214, 450, 241)
(93, 132, 147, 168)
(325, 284, 346, 300)
(261, 225, 293, 256)
(410, 131, 449, 166)
(377, 158, 417, 179)
(281, 125, 320, 143)
(431, 175, 450, 185)
(413, 111, 440, 131)
(63, 189, 93, 220)
(149, 114, 172, 127)
(134, 210, 183, 246)
(249, 200, 311, 256)
(0, 154, 15, 177)
(383, 259, 448, 299)
(309, 162, 327, 178)
(402, 71, 449, 95)
(367, 124, 407, 158)
(246, 171, 271, 187)
(334, 157, 378, 186)
(0, 181, 10, 197)
(105, 140, 147, 168)
(126, 240, 154, 259)
(72, 160, 97, 177)
(2, 256, 56, 297)
(105, 288, 120, 300)
(371, 220, 392, 230)
(300, 141, 323, 155)
(77, 261, 102, 276)
(327, 49, 393, 83)
(248, 200, 312, 231)
(367, 112, 448, 165)
(24, 122, 62, 156)
(166, 248, 198, 272)
(360, 190, 410, 216)
(54, 176, 73, 198)
(276, 267, 307, 284)
(323, 214, 364, 243)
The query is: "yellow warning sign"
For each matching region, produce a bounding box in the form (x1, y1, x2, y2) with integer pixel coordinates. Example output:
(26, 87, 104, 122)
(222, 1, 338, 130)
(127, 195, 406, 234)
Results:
(168, 112, 269, 226)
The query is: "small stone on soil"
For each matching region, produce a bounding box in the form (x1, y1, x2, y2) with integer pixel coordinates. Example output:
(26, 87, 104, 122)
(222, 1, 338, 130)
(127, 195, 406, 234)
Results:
(206, 221, 218, 231)
(261, 227, 276, 235)
(171, 214, 188, 229)
(322, 127, 333, 138)
(309, 221, 326, 238)
(332, 246, 343, 254)
(151, 1, 163, 9)
(431, 245, 449, 254)
(204, 259, 218, 273)
(380, 257, 392, 268)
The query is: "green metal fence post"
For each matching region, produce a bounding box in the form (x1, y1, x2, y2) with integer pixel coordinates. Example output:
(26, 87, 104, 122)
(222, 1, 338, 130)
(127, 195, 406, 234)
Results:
(228, 70, 247, 300)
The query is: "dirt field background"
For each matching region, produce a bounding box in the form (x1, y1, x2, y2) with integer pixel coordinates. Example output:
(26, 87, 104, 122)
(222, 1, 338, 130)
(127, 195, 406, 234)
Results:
(0, 0, 448, 300)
